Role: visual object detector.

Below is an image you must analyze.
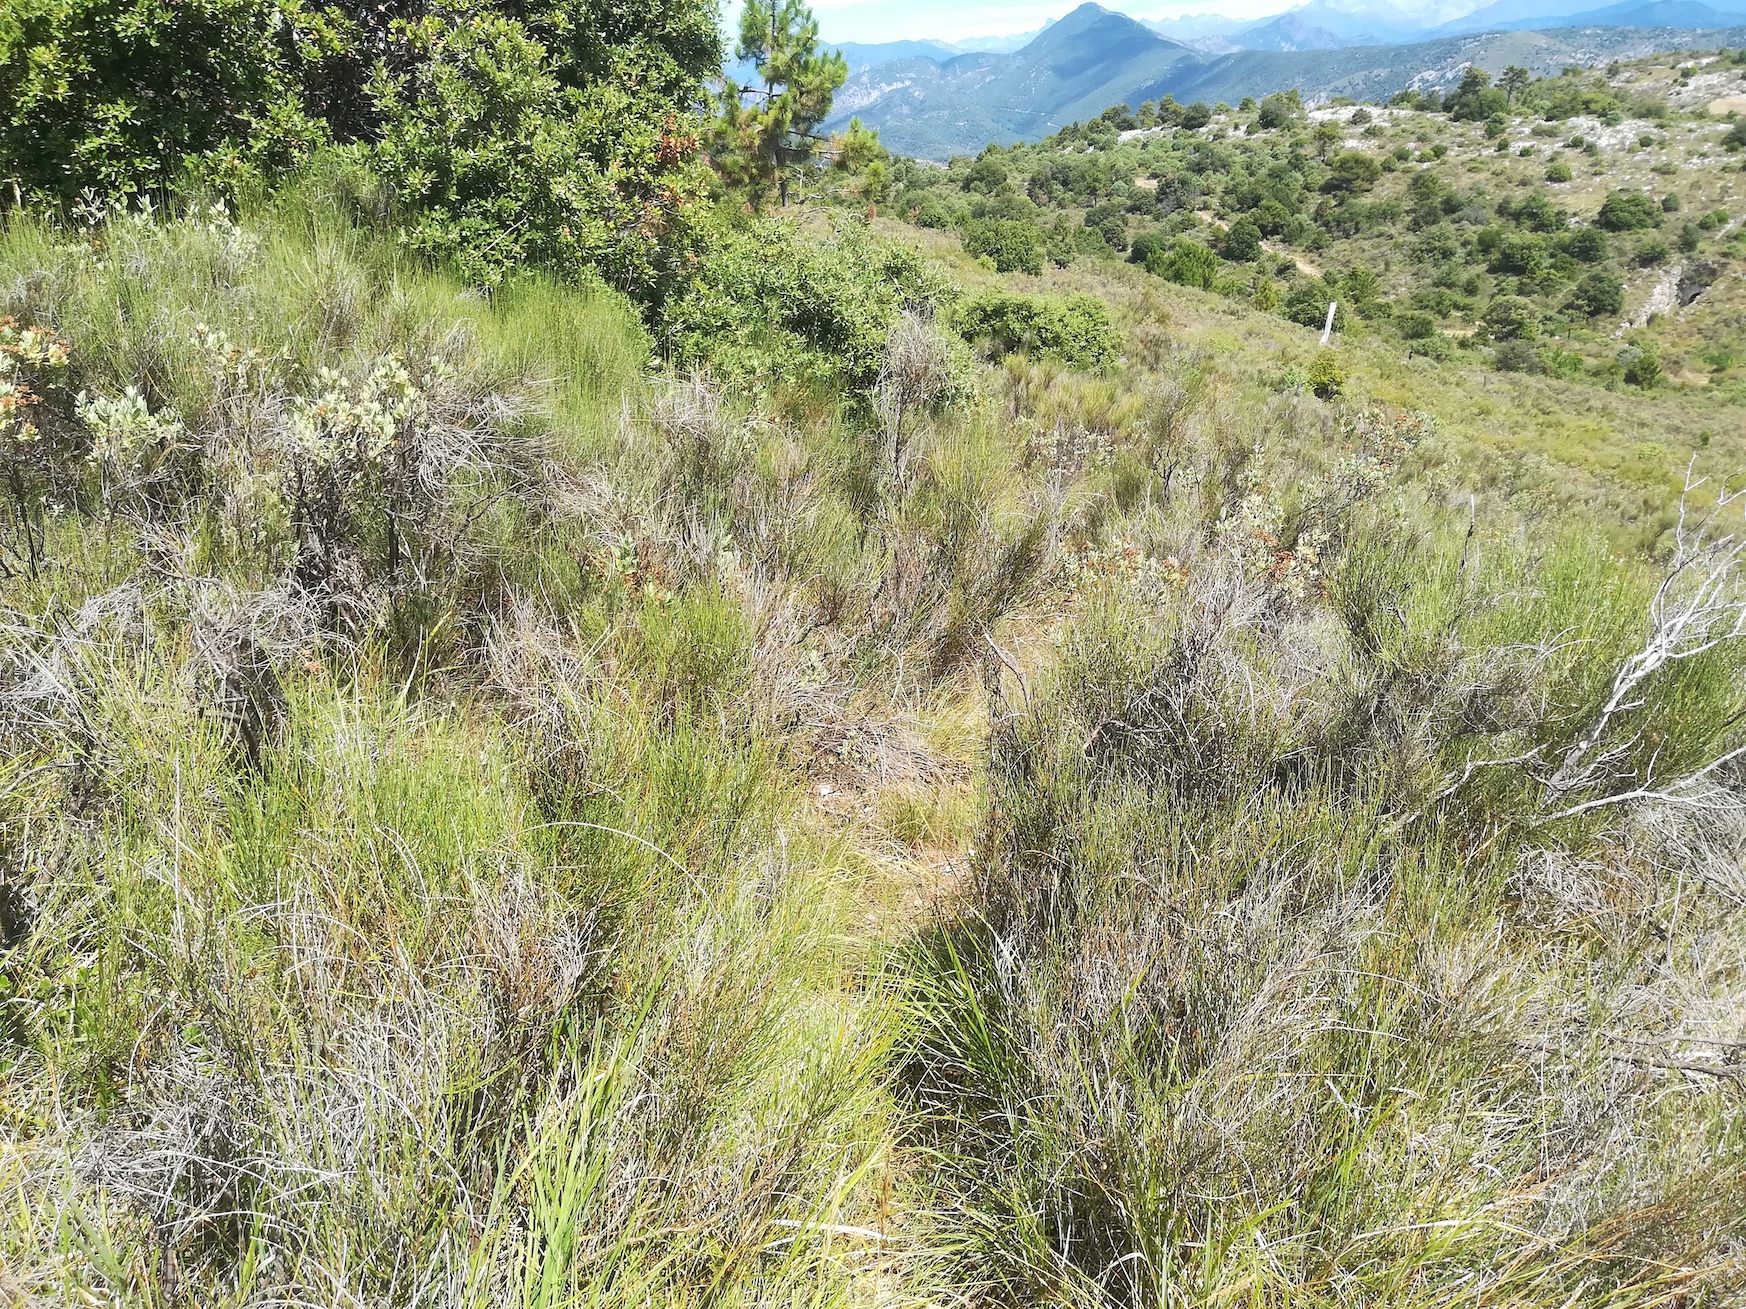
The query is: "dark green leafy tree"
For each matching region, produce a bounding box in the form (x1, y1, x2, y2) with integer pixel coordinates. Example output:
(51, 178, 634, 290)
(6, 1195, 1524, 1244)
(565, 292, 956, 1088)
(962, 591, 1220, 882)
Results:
(1569, 269, 1624, 319)
(502, 0, 723, 102)
(1343, 264, 1383, 311)
(1447, 66, 1507, 121)
(1222, 218, 1262, 262)
(963, 153, 1008, 195)
(1322, 151, 1382, 194)
(1127, 229, 1167, 268)
(710, 0, 846, 209)
(370, 14, 714, 306)
(1499, 65, 1531, 105)
(1397, 310, 1437, 339)
(1491, 233, 1548, 277)
(290, 0, 723, 138)
(1564, 227, 1609, 262)
(1255, 91, 1299, 130)
(1482, 295, 1539, 340)
(1284, 277, 1345, 330)
(1, 0, 722, 314)
(0, 0, 324, 200)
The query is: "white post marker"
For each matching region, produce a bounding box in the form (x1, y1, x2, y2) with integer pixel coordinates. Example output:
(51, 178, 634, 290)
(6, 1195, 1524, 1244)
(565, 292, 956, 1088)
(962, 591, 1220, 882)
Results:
(1320, 301, 1337, 347)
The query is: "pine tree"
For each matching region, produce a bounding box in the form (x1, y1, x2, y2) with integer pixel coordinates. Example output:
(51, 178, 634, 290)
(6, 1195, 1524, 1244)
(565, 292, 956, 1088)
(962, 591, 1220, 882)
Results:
(710, 0, 847, 210)
(1499, 65, 1531, 106)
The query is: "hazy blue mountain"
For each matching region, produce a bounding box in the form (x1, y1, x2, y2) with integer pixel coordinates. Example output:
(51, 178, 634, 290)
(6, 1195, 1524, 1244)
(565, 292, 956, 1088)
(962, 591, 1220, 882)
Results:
(1482, 0, 1746, 27)
(1236, 14, 1359, 48)
(953, 23, 1055, 53)
(1262, 0, 1446, 41)
(1433, 0, 1613, 33)
(1184, 34, 1249, 53)
(833, 40, 962, 71)
(828, 6, 1200, 157)
(1143, 22, 1746, 103)
(1140, 13, 1250, 39)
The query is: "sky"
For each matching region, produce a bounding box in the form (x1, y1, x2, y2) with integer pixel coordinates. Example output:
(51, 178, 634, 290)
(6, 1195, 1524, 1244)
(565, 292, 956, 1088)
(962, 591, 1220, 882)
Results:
(746, 1, 1296, 47)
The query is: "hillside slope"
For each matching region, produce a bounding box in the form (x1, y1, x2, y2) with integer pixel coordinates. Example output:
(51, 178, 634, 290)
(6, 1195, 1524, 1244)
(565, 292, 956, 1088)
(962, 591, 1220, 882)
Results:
(831, 2, 1746, 156)
(6, 14, 1746, 1309)
(5, 180, 1746, 1304)
(883, 48, 1746, 520)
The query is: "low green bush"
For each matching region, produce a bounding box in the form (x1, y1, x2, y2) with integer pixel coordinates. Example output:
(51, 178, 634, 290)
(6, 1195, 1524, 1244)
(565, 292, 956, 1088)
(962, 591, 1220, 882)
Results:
(961, 217, 1044, 274)
(1308, 348, 1343, 396)
(1634, 236, 1672, 267)
(1596, 189, 1661, 232)
(1396, 309, 1438, 340)
(664, 219, 951, 391)
(1493, 338, 1543, 372)
(1147, 238, 1219, 289)
(1481, 294, 1540, 341)
(1283, 276, 1347, 331)
(952, 291, 1117, 369)
(1619, 340, 1663, 387)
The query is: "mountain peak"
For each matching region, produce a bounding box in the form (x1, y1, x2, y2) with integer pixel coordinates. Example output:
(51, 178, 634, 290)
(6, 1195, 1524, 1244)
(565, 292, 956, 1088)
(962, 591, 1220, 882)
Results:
(1026, 3, 1174, 53)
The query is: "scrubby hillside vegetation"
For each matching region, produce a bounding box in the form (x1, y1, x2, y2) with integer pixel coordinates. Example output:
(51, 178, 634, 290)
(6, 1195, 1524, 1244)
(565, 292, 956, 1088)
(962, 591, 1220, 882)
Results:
(1, 2, 1745, 1306)
(889, 53, 1746, 489)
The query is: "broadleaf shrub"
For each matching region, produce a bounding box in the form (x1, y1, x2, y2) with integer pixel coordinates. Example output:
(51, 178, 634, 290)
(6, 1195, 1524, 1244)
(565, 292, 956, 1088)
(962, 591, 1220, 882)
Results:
(370, 15, 709, 306)
(1569, 269, 1624, 319)
(1481, 295, 1539, 341)
(952, 291, 1117, 370)
(1148, 238, 1219, 289)
(664, 220, 952, 390)
(961, 218, 1044, 275)
(1283, 277, 1346, 331)
(0, 0, 324, 199)
(1596, 189, 1661, 232)
(1308, 349, 1343, 397)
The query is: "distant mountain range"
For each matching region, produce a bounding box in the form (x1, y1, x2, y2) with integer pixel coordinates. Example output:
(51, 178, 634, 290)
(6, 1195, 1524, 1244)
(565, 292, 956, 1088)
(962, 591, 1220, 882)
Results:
(723, 30, 1053, 85)
(1434, 0, 1746, 28)
(818, 1, 1746, 157)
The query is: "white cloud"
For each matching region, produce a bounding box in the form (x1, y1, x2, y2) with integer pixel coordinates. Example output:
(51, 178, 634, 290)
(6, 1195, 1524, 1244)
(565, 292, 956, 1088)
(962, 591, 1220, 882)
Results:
(806, 0, 1058, 44)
